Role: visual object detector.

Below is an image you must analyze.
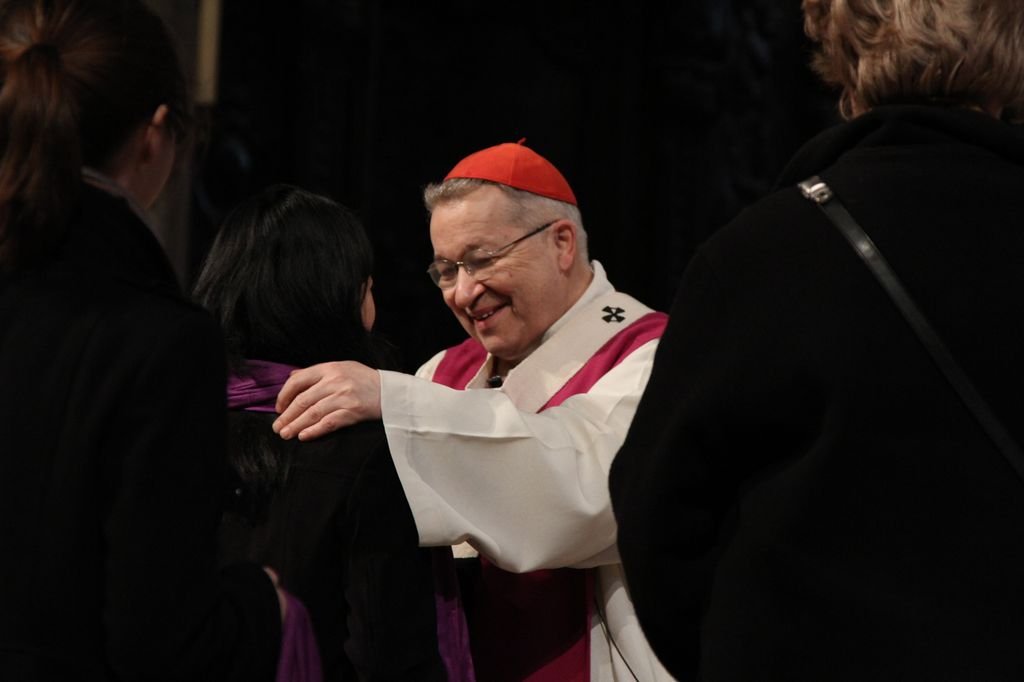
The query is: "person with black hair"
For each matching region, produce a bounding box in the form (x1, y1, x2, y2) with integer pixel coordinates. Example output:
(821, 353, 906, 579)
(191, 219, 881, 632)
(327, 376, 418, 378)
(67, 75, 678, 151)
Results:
(0, 1, 285, 680)
(193, 184, 447, 682)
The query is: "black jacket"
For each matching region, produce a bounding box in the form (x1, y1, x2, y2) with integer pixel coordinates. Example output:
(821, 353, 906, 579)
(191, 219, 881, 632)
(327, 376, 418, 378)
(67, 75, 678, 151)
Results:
(218, 414, 445, 681)
(610, 106, 1024, 681)
(0, 186, 281, 681)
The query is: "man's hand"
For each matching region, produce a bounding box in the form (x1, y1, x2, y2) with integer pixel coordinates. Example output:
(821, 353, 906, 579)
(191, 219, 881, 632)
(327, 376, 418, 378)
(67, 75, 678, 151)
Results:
(272, 361, 382, 441)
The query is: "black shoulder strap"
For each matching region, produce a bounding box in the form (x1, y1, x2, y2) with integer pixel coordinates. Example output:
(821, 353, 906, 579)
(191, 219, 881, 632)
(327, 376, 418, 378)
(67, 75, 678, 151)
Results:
(797, 175, 1024, 484)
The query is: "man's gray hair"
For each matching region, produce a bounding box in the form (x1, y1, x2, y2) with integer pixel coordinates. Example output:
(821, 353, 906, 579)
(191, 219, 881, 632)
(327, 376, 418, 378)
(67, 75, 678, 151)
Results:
(423, 178, 588, 260)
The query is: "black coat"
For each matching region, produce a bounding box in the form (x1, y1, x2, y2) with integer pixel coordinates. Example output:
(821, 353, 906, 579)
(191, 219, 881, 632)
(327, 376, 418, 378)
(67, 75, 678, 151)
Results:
(218, 414, 445, 681)
(0, 186, 281, 681)
(610, 106, 1024, 681)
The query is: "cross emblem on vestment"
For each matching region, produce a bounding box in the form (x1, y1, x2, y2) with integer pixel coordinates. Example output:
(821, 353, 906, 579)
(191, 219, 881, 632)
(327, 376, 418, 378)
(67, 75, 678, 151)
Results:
(602, 306, 626, 323)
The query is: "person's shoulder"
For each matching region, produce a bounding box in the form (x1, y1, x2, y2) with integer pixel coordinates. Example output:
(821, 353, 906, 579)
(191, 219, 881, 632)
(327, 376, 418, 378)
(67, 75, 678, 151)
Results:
(310, 419, 388, 449)
(63, 280, 225, 398)
(696, 184, 824, 271)
(106, 280, 211, 324)
(105, 287, 221, 358)
(721, 185, 816, 242)
(288, 420, 390, 476)
(54, 272, 211, 360)
(22, 250, 220, 369)
(66, 184, 208, 331)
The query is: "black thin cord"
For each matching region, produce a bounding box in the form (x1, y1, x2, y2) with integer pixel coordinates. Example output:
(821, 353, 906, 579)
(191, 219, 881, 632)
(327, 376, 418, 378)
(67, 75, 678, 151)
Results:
(593, 589, 640, 681)
(798, 175, 1024, 484)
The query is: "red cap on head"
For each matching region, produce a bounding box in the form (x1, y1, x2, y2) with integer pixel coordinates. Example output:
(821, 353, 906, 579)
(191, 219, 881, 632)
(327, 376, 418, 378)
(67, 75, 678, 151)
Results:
(444, 139, 577, 206)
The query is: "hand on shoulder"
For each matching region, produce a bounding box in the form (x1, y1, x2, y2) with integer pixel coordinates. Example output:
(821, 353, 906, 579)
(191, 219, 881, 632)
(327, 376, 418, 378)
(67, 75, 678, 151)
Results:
(272, 361, 382, 441)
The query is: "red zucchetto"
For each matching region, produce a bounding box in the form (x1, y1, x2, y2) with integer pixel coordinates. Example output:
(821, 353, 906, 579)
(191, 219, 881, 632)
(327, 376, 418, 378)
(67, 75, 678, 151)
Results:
(444, 139, 578, 206)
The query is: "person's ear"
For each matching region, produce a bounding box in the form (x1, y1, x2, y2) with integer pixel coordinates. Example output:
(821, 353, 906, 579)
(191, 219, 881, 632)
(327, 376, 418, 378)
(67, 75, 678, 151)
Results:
(551, 219, 577, 271)
(100, 104, 176, 208)
(141, 104, 172, 163)
(134, 104, 176, 208)
(360, 276, 376, 330)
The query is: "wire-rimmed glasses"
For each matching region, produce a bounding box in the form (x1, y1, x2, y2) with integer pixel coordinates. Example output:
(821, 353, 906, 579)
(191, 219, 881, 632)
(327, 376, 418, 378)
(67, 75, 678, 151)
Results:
(426, 219, 556, 288)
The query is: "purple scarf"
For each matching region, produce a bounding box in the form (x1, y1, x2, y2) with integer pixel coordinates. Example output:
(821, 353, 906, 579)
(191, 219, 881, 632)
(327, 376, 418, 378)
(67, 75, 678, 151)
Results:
(432, 548, 476, 681)
(227, 359, 299, 413)
(276, 591, 323, 682)
(226, 361, 322, 680)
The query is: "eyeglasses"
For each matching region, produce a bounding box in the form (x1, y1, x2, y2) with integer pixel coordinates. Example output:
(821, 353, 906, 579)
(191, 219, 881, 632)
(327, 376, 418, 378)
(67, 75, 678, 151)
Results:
(426, 220, 556, 288)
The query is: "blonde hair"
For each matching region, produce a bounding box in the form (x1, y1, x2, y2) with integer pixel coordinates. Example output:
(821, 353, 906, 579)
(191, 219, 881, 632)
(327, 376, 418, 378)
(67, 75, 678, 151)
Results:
(802, 0, 1024, 121)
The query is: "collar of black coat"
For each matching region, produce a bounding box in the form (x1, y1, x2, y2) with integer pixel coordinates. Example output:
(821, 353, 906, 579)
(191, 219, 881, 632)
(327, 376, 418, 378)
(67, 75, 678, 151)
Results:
(54, 181, 183, 300)
(777, 104, 1024, 189)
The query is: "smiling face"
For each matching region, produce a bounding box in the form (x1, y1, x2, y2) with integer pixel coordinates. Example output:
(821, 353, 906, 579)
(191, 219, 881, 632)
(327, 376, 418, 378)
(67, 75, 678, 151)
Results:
(429, 184, 589, 369)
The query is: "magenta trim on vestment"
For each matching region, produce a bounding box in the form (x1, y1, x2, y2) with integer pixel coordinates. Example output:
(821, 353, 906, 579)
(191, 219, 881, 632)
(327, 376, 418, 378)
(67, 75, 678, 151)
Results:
(542, 311, 667, 410)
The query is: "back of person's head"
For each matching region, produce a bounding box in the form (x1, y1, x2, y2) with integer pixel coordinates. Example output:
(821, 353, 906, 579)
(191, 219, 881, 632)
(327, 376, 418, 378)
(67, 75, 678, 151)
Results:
(193, 184, 381, 370)
(0, 0, 189, 270)
(803, 0, 1024, 121)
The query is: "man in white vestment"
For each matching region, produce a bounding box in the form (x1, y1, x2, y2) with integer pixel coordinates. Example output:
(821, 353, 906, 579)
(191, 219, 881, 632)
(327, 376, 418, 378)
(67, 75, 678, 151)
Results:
(273, 141, 674, 681)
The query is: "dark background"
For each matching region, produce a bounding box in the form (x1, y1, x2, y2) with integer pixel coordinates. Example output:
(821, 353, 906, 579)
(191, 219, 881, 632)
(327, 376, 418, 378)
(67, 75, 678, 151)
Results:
(189, 0, 837, 372)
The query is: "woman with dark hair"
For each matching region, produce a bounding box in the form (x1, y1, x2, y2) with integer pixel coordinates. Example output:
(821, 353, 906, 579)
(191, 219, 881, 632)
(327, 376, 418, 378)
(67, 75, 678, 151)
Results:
(611, 0, 1024, 680)
(194, 184, 446, 682)
(0, 1, 284, 681)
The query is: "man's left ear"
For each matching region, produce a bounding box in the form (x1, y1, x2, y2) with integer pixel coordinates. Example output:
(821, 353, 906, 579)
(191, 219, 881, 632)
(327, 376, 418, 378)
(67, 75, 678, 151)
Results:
(552, 220, 577, 270)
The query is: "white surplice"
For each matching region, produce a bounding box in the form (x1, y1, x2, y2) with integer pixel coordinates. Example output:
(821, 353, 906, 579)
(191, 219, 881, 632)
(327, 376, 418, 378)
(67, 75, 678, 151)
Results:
(379, 262, 675, 681)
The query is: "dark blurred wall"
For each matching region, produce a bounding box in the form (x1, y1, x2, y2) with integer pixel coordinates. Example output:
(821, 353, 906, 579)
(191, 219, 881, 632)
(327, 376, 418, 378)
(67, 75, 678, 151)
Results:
(192, 0, 837, 372)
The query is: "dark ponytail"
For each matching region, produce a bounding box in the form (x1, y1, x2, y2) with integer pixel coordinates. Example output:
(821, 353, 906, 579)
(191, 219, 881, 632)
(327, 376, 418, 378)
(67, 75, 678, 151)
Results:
(0, 39, 81, 266)
(0, 0, 190, 271)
